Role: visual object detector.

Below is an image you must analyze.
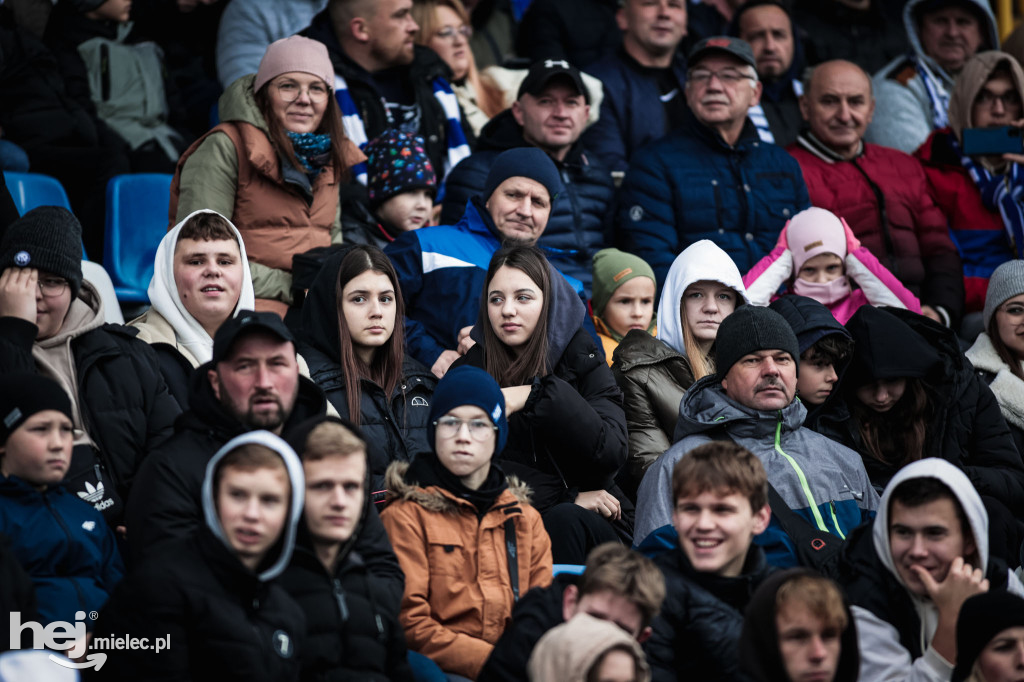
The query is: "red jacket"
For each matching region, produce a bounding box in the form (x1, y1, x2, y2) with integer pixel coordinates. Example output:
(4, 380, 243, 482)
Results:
(915, 128, 1015, 314)
(788, 135, 964, 323)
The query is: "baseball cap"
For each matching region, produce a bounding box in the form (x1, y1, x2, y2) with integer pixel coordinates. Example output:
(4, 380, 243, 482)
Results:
(517, 58, 591, 103)
(687, 36, 757, 70)
(212, 310, 295, 365)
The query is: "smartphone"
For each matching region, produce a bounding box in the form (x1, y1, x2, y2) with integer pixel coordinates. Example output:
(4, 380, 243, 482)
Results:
(962, 126, 1024, 155)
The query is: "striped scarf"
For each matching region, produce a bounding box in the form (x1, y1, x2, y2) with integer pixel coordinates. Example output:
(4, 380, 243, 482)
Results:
(957, 138, 1024, 258)
(333, 73, 470, 185)
(748, 79, 803, 144)
(917, 58, 951, 130)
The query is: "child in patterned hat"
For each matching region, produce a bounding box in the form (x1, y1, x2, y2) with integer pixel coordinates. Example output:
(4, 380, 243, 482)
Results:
(365, 130, 437, 237)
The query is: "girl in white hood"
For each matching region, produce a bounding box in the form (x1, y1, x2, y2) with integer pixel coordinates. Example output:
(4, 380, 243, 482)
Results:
(611, 240, 748, 494)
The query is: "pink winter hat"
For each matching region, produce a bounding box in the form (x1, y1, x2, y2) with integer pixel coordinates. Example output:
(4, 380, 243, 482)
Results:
(254, 36, 335, 93)
(786, 207, 847, 271)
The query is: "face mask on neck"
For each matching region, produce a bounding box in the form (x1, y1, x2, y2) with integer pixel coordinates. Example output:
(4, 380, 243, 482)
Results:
(793, 276, 851, 306)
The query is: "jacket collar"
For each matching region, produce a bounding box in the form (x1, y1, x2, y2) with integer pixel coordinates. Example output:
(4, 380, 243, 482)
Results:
(794, 131, 864, 163)
(674, 374, 806, 442)
(683, 107, 761, 152)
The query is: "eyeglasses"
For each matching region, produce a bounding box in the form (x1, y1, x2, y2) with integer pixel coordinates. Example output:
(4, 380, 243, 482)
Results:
(976, 89, 1023, 108)
(435, 25, 472, 41)
(688, 68, 754, 85)
(273, 81, 330, 103)
(434, 416, 496, 441)
(38, 277, 68, 297)
(1000, 302, 1024, 319)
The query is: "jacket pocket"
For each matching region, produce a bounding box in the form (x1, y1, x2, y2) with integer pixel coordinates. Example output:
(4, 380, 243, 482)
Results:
(424, 525, 469, 580)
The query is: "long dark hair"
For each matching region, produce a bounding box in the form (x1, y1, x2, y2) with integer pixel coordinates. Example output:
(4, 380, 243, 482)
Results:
(852, 378, 930, 468)
(255, 80, 351, 182)
(987, 313, 1024, 381)
(480, 245, 551, 387)
(335, 245, 405, 425)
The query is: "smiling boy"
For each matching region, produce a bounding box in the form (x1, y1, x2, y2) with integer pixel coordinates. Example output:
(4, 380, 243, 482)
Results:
(644, 441, 775, 680)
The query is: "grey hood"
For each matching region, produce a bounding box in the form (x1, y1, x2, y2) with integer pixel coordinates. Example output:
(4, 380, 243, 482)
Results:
(903, 0, 999, 86)
(201, 430, 306, 582)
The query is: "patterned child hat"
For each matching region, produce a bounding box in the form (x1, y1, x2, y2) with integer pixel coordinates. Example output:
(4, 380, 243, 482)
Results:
(364, 130, 437, 209)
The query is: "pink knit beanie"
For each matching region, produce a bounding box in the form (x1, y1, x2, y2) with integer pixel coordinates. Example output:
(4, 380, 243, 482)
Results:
(254, 36, 335, 93)
(786, 207, 847, 271)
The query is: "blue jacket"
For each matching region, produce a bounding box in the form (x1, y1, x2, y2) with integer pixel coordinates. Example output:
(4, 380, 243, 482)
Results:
(387, 197, 589, 367)
(439, 110, 615, 295)
(583, 47, 688, 173)
(616, 110, 810, 293)
(0, 476, 123, 627)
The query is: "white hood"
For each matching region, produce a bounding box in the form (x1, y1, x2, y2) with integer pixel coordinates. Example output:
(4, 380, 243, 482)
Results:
(201, 431, 305, 582)
(656, 240, 749, 355)
(148, 209, 255, 364)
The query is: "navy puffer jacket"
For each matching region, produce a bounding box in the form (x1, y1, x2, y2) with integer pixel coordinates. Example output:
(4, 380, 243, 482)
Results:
(440, 110, 615, 295)
(616, 110, 809, 294)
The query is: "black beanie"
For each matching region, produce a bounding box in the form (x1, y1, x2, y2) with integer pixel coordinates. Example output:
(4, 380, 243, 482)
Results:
(952, 591, 1024, 681)
(0, 373, 73, 444)
(715, 305, 800, 379)
(481, 148, 563, 205)
(0, 206, 83, 299)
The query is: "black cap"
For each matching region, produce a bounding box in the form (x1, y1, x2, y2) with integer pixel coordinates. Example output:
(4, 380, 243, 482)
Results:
(687, 36, 757, 70)
(517, 59, 590, 103)
(212, 310, 295, 365)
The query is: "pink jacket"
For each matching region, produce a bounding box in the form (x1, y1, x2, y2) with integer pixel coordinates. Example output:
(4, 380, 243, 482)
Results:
(743, 244, 922, 324)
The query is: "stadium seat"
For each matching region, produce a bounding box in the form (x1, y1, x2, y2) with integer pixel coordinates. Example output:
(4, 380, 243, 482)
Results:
(103, 174, 172, 303)
(552, 564, 586, 576)
(4, 171, 89, 259)
(81, 261, 125, 324)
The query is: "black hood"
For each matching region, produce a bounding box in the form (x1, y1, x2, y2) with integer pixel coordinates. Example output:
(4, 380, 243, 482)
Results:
(843, 306, 943, 388)
(739, 568, 860, 682)
(300, 245, 360, 362)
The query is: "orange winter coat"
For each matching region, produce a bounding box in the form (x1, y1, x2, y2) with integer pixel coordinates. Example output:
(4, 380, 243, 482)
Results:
(380, 461, 553, 680)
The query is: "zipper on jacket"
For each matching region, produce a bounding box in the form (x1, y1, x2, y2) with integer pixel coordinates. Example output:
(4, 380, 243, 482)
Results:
(44, 494, 90, 611)
(828, 501, 846, 540)
(333, 578, 350, 622)
(772, 418, 830, 534)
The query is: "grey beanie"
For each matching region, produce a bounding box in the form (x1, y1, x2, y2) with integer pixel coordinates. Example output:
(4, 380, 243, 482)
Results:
(0, 206, 83, 299)
(984, 260, 1024, 329)
(714, 305, 800, 378)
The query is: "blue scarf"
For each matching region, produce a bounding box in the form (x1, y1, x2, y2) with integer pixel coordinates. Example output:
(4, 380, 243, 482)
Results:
(917, 58, 951, 130)
(956, 138, 1024, 258)
(286, 131, 332, 174)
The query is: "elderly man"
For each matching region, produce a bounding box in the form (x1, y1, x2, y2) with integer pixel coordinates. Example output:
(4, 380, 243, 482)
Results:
(731, 0, 804, 147)
(442, 59, 613, 294)
(617, 36, 809, 290)
(788, 60, 964, 327)
(390, 147, 586, 376)
(915, 51, 1023, 318)
(633, 305, 878, 568)
(866, 0, 998, 154)
(583, 0, 690, 172)
(301, 0, 468, 179)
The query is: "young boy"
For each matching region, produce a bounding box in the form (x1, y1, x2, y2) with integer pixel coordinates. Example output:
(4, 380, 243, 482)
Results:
(280, 416, 410, 681)
(0, 372, 123, 629)
(92, 431, 306, 681)
(644, 440, 774, 680)
(838, 458, 1024, 682)
(343, 130, 437, 249)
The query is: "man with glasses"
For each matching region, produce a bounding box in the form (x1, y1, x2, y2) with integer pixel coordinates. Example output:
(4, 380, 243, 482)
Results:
(0, 206, 180, 526)
(916, 51, 1024, 330)
(788, 60, 964, 329)
(617, 36, 809, 292)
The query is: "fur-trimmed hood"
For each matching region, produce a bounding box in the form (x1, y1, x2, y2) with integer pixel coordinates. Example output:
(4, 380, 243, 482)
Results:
(384, 460, 531, 513)
(966, 331, 1024, 431)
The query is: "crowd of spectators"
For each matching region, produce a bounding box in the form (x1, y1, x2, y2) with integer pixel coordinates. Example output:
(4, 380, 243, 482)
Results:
(5, 0, 1024, 681)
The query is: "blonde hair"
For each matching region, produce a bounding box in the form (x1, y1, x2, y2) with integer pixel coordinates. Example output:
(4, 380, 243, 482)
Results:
(302, 420, 366, 462)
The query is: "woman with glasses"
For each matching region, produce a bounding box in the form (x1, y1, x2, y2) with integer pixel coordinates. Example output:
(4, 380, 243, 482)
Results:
(296, 244, 435, 497)
(170, 35, 363, 315)
(380, 364, 552, 681)
(453, 245, 630, 564)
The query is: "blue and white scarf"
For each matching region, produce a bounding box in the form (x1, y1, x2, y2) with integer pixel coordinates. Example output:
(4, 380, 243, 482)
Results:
(956, 138, 1024, 258)
(333, 74, 470, 185)
(748, 79, 803, 144)
(917, 58, 951, 130)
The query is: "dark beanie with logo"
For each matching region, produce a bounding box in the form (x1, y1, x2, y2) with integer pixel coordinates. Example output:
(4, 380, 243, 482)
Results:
(714, 305, 800, 379)
(0, 206, 83, 299)
(365, 130, 437, 209)
(428, 365, 508, 455)
(481, 147, 563, 204)
(0, 373, 73, 444)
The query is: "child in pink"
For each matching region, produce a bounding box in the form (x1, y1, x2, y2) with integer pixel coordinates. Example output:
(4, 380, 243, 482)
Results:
(744, 207, 921, 324)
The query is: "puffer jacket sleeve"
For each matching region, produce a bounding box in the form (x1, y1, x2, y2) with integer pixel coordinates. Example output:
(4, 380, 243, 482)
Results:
(173, 131, 239, 223)
(743, 245, 792, 307)
(524, 506, 554, 590)
(519, 337, 627, 490)
(616, 146, 679, 289)
(439, 155, 491, 226)
(959, 377, 1024, 515)
(355, 504, 406, 613)
(121, 334, 180, 482)
(845, 245, 922, 312)
(124, 447, 202, 564)
(0, 317, 37, 373)
(380, 501, 494, 679)
(385, 230, 449, 367)
(864, 78, 933, 155)
(613, 363, 683, 487)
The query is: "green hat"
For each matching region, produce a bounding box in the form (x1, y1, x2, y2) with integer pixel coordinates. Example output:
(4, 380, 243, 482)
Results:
(591, 248, 656, 316)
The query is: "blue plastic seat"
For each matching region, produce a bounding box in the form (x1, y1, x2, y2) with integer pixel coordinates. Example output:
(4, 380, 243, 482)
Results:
(3, 171, 89, 258)
(552, 564, 586, 577)
(103, 174, 173, 303)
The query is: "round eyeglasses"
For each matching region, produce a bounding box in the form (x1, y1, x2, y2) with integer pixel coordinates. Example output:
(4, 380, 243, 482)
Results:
(273, 81, 330, 103)
(434, 416, 497, 441)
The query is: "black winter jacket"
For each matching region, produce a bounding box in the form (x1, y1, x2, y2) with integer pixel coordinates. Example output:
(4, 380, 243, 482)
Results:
(828, 306, 1024, 513)
(0, 532, 39, 653)
(645, 546, 774, 682)
(477, 574, 577, 682)
(0, 313, 179, 515)
(91, 529, 306, 682)
(515, 0, 620, 68)
(440, 109, 615, 295)
(301, 11, 460, 178)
